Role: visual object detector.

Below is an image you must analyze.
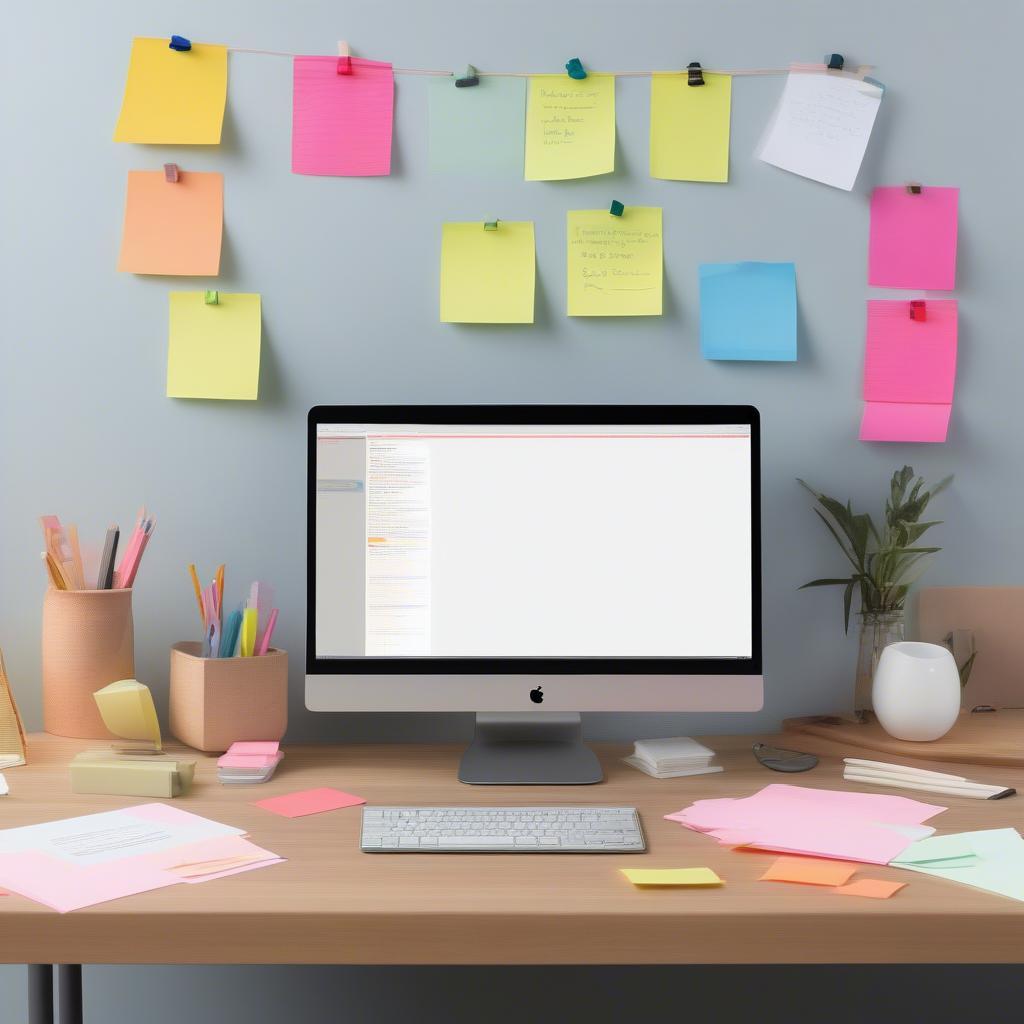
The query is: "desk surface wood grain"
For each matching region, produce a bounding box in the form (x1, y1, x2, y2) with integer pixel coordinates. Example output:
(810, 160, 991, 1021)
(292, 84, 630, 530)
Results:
(2, 733, 1023, 965)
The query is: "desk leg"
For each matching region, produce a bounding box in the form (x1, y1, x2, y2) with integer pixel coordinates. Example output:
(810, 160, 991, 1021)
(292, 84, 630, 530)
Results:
(57, 965, 82, 1024)
(28, 964, 53, 1024)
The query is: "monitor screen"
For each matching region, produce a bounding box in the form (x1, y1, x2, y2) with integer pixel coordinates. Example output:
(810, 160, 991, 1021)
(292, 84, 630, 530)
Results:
(312, 414, 754, 665)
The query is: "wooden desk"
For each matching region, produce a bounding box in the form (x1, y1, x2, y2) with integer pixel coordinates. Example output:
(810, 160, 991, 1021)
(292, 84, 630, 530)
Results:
(3, 733, 1024, 968)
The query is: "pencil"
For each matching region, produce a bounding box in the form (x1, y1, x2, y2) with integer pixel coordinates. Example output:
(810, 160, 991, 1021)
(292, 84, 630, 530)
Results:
(189, 564, 206, 627)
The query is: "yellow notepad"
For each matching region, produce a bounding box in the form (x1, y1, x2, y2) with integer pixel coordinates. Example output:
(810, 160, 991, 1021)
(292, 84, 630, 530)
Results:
(620, 867, 723, 887)
(0, 650, 27, 769)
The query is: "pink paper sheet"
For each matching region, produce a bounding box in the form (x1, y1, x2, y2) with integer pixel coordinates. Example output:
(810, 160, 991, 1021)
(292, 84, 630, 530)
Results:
(227, 742, 280, 756)
(254, 786, 365, 818)
(666, 784, 946, 865)
(863, 300, 958, 404)
(868, 186, 959, 290)
(859, 401, 952, 443)
(292, 57, 393, 176)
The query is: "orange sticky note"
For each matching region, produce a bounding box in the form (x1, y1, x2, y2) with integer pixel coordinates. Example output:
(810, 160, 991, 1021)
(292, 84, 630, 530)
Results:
(760, 856, 858, 887)
(834, 878, 907, 899)
(118, 170, 223, 276)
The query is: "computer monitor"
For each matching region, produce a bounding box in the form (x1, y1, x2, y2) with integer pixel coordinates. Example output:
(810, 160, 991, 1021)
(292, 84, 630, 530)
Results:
(307, 406, 763, 784)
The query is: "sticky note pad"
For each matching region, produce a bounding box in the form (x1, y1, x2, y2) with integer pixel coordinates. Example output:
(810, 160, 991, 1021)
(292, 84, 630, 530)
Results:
(650, 73, 732, 182)
(428, 76, 526, 177)
(760, 856, 858, 887)
(860, 299, 957, 444)
(567, 208, 663, 316)
(834, 879, 907, 899)
(118, 170, 223, 276)
(621, 867, 722, 887)
(700, 262, 797, 361)
(253, 787, 365, 818)
(441, 222, 535, 323)
(167, 292, 262, 401)
(525, 75, 615, 181)
(757, 72, 883, 191)
(292, 57, 394, 176)
(114, 38, 228, 144)
(869, 187, 959, 290)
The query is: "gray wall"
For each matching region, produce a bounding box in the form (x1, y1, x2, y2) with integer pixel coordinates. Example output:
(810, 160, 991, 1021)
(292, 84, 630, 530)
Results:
(2, 0, 1021, 1020)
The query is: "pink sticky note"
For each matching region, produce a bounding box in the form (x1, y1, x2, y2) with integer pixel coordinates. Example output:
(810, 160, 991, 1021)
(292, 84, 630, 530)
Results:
(292, 56, 393, 176)
(219, 752, 283, 769)
(253, 786, 365, 818)
(0, 851, 179, 914)
(860, 401, 952, 443)
(868, 186, 959, 290)
(227, 741, 280, 756)
(863, 300, 958, 404)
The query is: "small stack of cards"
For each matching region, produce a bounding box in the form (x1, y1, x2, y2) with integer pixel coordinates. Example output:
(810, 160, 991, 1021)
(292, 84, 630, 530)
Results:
(623, 736, 723, 779)
(217, 741, 283, 785)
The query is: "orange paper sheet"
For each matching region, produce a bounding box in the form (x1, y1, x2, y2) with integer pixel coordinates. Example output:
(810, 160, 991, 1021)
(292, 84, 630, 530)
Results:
(834, 879, 906, 899)
(118, 170, 223, 276)
(760, 856, 858, 886)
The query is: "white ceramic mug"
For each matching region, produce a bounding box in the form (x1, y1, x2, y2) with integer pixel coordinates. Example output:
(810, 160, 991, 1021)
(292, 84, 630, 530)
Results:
(872, 641, 961, 741)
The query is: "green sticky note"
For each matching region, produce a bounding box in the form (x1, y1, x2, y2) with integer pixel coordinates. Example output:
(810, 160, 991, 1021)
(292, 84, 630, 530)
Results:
(428, 76, 526, 177)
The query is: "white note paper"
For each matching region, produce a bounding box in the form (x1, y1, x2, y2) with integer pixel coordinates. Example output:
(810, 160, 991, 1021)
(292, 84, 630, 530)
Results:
(757, 71, 883, 191)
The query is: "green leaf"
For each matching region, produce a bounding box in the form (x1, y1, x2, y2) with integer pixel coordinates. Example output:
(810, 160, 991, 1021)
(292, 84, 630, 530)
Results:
(800, 578, 855, 588)
(843, 579, 855, 633)
(812, 509, 860, 570)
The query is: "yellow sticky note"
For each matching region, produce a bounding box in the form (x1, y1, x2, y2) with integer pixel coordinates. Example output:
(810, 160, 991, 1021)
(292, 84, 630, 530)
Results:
(567, 207, 663, 316)
(621, 867, 722, 887)
(440, 222, 535, 324)
(114, 38, 228, 144)
(167, 292, 262, 400)
(525, 75, 615, 181)
(650, 72, 732, 182)
(93, 680, 162, 748)
(118, 170, 223, 276)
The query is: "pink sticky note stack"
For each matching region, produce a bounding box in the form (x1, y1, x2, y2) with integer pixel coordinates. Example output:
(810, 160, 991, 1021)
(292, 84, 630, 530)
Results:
(292, 56, 394, 176)
(253, 787, 365, 818)
(868, 186, 959, 290)
(666, 784, 945, 865)
(859, 299, 958, 443)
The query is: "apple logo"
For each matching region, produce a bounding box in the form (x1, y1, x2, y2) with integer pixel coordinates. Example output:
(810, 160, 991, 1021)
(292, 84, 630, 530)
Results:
(529, 686, 544, 704)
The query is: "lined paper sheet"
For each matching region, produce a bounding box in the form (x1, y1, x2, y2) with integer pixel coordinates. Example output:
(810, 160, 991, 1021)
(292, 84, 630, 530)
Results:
(440, 222, 536, 324)
(428, 76, 526, 177)
(292, 57, 394, 176)
(114, 38, 228, 144)
(860, 299, 957, 443)
(757, 71, 883, 190)
(118, 170, 223, 276)
(567, 208, 663, 316)
(699, 262, 797, 361)
(650, 73, 732, 182)
(869, 186, 959, 290)
(524, 75, 615, 180)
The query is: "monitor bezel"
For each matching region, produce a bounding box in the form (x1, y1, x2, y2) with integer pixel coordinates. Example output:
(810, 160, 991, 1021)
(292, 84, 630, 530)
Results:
(307, 405, 762, 677)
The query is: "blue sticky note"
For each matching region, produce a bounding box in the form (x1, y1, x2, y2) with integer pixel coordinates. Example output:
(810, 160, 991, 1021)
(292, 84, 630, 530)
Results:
(428, 75, 526, 177)
(699, 262, 797, 361)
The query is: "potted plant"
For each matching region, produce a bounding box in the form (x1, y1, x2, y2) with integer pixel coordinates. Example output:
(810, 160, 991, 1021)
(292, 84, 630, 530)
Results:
(798, 466, 951, 720)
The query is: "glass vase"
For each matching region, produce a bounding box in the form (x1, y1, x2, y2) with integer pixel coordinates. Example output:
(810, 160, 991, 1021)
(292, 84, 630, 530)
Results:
(852, 610, 905, 721)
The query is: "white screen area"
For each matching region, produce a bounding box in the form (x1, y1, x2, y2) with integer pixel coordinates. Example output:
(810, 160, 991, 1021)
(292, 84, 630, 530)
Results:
(315, 424, 752, 659)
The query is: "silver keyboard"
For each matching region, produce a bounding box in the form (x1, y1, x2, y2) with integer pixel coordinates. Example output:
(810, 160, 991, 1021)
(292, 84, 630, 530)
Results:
(361, 806, 646, 853)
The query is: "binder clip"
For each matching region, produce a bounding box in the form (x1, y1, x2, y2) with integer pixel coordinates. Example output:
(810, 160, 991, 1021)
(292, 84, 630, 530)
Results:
(609, 200, 624, 217)
(909, 300, 927, 322)
(336, 41, 352, 75)
(825, 53, 844, 71)
(687, 62, 705, 86)
(205, 290, 219, 305)
(168, 35, 192, 52)
(456, 65, 480, 88)
(163, 163, 180, 183)
(906, 183, 923, 195)
(565, 57, 587, 80)
(484, 221, 499, 230)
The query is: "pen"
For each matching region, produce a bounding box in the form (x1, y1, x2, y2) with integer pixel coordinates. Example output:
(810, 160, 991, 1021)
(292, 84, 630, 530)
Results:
(257, 608, 279, 655)
(189, 563, 205, 627)
(42, 552, 67, 590)
(98, 526, 119, 590)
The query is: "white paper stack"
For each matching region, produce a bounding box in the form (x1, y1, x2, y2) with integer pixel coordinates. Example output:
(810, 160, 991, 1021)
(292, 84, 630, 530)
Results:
(217, 742, 283, 785)
(623, 737, 723, 779)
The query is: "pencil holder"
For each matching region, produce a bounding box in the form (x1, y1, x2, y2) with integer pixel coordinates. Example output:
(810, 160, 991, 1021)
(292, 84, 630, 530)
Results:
(168, 641, 288, 753)
(41, 588, 134, 738)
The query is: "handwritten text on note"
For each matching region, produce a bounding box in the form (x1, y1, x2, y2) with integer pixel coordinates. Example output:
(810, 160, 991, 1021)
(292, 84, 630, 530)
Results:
(525, 75, 615, 180)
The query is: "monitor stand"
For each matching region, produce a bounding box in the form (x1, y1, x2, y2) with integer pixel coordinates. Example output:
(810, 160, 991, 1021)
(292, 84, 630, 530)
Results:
(458, 712, 603, 785)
